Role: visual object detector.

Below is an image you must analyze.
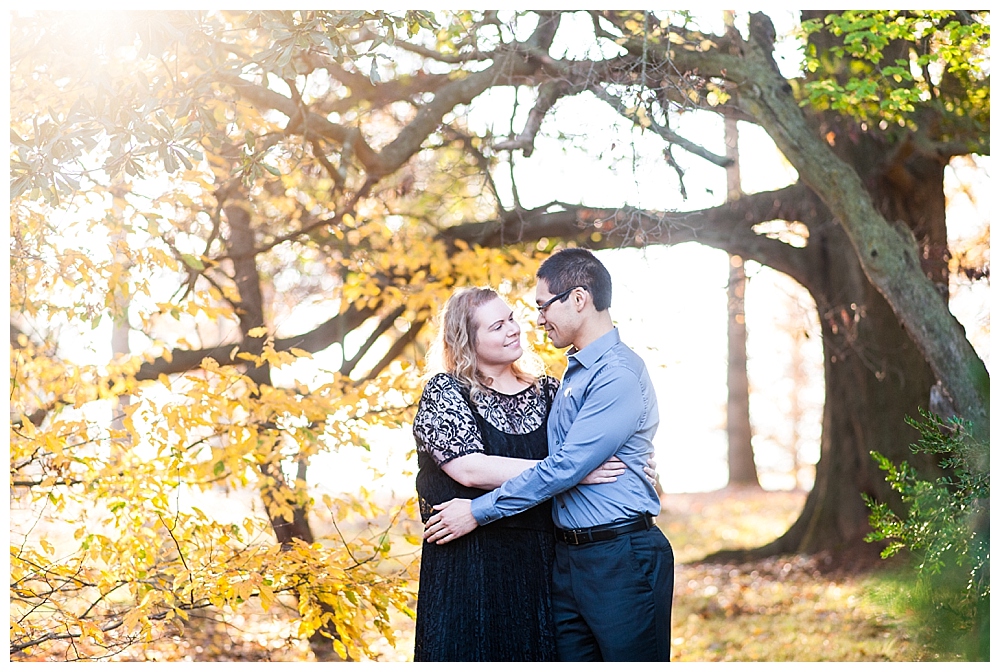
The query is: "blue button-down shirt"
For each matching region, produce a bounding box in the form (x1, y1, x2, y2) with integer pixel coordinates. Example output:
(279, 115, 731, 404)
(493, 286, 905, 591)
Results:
(470, 328, 660, 530)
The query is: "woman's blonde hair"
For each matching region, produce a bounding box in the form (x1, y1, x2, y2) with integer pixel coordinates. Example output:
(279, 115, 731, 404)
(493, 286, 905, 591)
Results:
(431, 286, 538, 399)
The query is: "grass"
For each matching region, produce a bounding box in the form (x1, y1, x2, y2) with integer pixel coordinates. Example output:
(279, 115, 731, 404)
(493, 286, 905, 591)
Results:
(103, 486, 951, 662)
(671, 553, 919, 661)
(663, 487, 937, 662)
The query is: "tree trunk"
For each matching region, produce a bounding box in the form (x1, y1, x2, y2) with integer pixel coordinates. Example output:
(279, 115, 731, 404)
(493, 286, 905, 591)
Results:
(726, 256, 760, 487)
(224, 203, 347, 661)
(722, 81, 761, 489)
(776, 256, 935, 554)
(708, 168, 948, 558)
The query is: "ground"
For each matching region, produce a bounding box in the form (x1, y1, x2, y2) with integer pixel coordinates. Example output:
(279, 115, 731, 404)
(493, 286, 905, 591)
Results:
(93, 486, 951, 662)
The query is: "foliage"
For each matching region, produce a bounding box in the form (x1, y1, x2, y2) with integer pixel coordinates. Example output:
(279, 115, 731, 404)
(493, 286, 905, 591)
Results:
(10, 9, 542, 660)
(9, 10, 436, 202)
(863, 410, 989, 660)
(799, 10, 990, 132)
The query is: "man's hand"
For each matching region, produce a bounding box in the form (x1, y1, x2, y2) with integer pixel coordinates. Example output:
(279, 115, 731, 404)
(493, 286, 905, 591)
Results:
(424, 498, 478, 544)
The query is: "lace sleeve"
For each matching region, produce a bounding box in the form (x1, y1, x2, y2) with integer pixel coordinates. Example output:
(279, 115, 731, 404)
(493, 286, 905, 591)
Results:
(542, 375, 560, 407)
(542, 376, 559, 406)
(413, 373, 485, 466)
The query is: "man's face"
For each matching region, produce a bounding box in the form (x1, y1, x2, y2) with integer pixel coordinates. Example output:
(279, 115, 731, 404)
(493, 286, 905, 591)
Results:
(535, 279, 575, 349)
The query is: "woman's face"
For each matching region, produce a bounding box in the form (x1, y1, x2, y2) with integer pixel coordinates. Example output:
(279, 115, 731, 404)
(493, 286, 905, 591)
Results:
(473, 296, 523, 367)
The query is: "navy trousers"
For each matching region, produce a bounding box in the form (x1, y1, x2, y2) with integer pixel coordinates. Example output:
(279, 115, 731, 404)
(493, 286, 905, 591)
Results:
(552, 526, 674, 661)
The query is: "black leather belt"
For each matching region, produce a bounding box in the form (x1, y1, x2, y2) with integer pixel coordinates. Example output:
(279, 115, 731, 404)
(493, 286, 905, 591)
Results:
(555, 514, 654, 545)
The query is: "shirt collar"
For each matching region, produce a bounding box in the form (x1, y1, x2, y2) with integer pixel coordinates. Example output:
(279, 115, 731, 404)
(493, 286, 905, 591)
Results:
(567, 328, 621, 369)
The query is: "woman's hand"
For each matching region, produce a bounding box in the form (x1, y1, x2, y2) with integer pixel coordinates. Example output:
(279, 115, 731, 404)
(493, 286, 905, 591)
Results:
(643, 456, 659, 488)
(580, 456, 627, 485)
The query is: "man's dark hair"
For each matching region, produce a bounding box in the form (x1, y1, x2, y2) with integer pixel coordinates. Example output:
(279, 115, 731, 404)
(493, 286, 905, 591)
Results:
(537, 247, 612, 311)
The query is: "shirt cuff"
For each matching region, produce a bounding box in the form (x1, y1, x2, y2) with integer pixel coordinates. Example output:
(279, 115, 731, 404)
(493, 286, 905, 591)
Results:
(470, 492, 501, 525)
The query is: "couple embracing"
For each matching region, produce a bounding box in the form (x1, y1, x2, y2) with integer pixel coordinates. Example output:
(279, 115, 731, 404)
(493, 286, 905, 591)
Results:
(413, 247, 674, 662)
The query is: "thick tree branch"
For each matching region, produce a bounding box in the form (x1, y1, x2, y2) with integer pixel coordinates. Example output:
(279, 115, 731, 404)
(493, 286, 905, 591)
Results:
(440, 185, 816, 286)
(134, 304, 375, 381)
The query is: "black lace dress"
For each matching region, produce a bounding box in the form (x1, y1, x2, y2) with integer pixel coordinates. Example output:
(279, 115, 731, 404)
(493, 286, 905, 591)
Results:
(412, 373, 559, 662)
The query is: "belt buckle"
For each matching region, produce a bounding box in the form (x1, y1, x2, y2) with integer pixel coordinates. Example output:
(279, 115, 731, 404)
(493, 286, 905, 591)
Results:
(570, 529, 580, 545)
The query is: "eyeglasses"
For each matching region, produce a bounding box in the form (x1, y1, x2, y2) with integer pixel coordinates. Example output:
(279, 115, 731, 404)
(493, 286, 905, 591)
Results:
(537, 286, 586, 313)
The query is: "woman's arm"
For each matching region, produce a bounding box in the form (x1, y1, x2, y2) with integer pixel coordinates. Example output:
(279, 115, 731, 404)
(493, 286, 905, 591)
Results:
(442, 454, 628, 490)
(440, 454, 539, 490)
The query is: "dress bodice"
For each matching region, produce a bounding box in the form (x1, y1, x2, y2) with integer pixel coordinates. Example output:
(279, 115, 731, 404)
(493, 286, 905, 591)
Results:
(414, 374, 557, 529)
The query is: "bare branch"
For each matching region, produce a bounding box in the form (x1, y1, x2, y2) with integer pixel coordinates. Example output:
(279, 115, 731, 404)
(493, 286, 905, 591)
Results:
(219, 74, 383, 172)
(340, 306, 406, 378)
(589, 80, 731, 167)
(383, 35, 494, 64)
(227, 178, 374, 259)
(359, 318, 428, 384)
(304, 55, 454, 116)
(133, 302, 376, 381)
(440, 124, 506, 218)
(493, 79, 581, 157)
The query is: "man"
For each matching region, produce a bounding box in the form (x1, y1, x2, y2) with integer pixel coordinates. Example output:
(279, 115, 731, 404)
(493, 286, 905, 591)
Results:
(424, 247, 674, 661)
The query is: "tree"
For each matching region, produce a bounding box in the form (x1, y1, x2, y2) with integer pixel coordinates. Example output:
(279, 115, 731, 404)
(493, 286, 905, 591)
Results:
(726, 252, 761, 488)
(721, 11, 761, 488)
(432, 9, 990, 555)
(10, 9, 989, 659)
(9, 9, 540, 660)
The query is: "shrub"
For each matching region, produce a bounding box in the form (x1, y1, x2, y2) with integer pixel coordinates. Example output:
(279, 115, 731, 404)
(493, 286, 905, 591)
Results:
(863, 409, 989, 661)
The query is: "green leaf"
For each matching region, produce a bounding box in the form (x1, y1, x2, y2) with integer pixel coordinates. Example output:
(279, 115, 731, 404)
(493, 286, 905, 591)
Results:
(181, 253, 205, 270)
(10, 176, 32, 200)
(155, 109, 174, 134)
(164, 152, 179, 173)
(176, 150, 194, 171)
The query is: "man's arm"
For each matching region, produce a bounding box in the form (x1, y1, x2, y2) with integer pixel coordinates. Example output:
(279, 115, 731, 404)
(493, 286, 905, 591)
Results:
(473, 367, 643, 523)
(424, 454, 632, 544)
(425, 366, 643, 543)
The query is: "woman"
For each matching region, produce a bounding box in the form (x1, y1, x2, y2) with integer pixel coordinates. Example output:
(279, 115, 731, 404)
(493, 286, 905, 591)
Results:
(411, 287, 634, 661)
